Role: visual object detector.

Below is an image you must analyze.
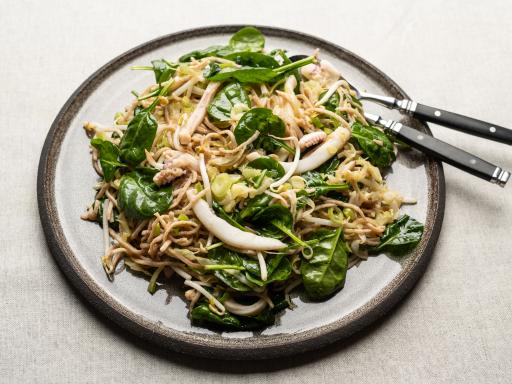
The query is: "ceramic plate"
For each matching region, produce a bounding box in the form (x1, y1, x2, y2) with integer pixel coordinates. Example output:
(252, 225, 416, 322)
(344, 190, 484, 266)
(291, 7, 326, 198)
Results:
(37, 25, 445, 359)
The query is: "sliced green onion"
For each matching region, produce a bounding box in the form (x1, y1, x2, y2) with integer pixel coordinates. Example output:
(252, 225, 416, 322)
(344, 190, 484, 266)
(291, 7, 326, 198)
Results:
(152, 222, 161, 237)
(343, 207, 356, 221)
(328, 206, 344, 225)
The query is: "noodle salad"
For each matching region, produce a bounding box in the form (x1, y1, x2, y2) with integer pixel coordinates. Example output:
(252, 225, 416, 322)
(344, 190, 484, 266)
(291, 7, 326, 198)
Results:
(81, 27, 424, 330)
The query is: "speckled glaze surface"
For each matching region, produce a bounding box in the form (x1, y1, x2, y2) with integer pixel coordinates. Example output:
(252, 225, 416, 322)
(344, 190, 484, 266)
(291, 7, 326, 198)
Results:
(37, 25, 445, 360)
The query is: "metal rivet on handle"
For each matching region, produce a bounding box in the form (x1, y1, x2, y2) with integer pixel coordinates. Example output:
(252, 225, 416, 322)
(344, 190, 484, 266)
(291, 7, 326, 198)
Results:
(470, 159, 477, 165)
(434, 110, 441, 117)
(417, 135, 424, 140)
(489, 126, 496, 133)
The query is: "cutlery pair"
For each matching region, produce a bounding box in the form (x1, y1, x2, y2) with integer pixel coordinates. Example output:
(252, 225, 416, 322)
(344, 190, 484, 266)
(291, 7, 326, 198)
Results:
(290, 55, 511, 187)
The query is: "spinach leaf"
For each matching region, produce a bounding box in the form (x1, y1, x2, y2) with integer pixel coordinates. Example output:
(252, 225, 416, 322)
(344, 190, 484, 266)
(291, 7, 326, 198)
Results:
(319, 90, 340, 112)
(90, 138, 124, 181)
(212, 201, 249, 232)
(191, 303, 276, 331)
(301, 228, 348, 299)
(204, 55, 314, 84)
(179, 27, 264, 64)
(247, 156, 285, 179)
(229, 26, 265, 52)
(134, 166, 159, 177)
(234, 108, 285, 152)
(271, 292, 290, 313)
(372, 215, 424, 256)
(351, 122, 396, 168)
(191, 303, 243, 329)
(301, 157, 348, 198)
(244, 253, 292, 286)
(238, 193, 272, 220)
(207, 82, 251, 123)
(150, 59, 177, 83)
(118, 171, 173, 219)
(119, 108, 158, 166)
(204, 63, 276, 83)
(208, 247, 251, 292)
(317, 156, 341, 174)
(307, 183, 349, 199)
(251, 204, 308, 247)
(178, 45, 230, 62)
(223, 52, 279, 68)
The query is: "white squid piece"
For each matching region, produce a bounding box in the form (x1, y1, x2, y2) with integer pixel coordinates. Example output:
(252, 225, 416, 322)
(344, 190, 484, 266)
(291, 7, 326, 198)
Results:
(320, 59, 341, 81)
(164, 150, 199, 171)
(153, 150, 199, 186)
(300, 59, 340, 86)
(281, 126, 351, 174)
(187, 190, 287, 251)
(298, 131, 327, 150)
(179, 81, 221, 145)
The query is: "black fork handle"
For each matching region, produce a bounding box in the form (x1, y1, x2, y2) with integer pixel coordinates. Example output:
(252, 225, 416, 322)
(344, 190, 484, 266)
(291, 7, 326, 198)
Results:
(389, 122, 509, 186)
(412, 103, 512, 145)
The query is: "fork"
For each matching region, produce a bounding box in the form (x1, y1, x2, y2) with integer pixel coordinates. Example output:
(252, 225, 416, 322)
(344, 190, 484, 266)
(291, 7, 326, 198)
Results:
(343, 78, 512, 145)
(364, 112, 510, 187)
(288, 54, 510, 186)
(289, 54, 512, 145)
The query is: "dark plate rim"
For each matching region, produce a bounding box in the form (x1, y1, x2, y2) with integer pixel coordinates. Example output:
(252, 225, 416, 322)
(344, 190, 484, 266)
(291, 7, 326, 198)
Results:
(37, 24, 445, 360)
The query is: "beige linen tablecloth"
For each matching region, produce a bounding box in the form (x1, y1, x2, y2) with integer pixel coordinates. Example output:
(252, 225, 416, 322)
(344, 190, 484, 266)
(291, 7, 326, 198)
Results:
(1, 0, 511, 382)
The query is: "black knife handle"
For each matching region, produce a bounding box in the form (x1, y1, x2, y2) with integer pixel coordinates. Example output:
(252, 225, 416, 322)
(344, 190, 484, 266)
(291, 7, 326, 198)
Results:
(411, 103, 512, 145)
(390, 122, 509, 186)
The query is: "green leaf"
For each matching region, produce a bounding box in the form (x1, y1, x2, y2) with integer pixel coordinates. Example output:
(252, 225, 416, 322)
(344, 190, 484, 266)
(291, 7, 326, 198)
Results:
(372, 215, 424, 256)
(178, 27, 264, 64)
(223, 51, 278, 68)
(204, 64, 277, 83)
(301, 228, 348, 299)
(90, 138, 123, 181)
(207, 82, 251, 123)
(178, 45, 231, 62)
(190, 303, 277, 331)
(250, 204, 308, 247)
(238, 193, 272, 220)
(212, 201, 249, 232)
(301, 157, 348, 198)
(319, 90, 340, 112)
(208, 247, 251, 292)
(204, 55, 314, 84)
(251, 204, 291, 238)
(271, 292, 290, 313)
(351, 122, 396, 168)
(229, 26, 265, 52)
(191, 303, 243, 329)
(119, 109, 158, 166)
(308, 184, 349, 199)
(151, 59, 177, 83)
(244, 254, 292, 286)
(247, 156, 285, 179)
(118, 171, 173, 219)
(234, 108, 285, 152)
(317, 156, 341, 174)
